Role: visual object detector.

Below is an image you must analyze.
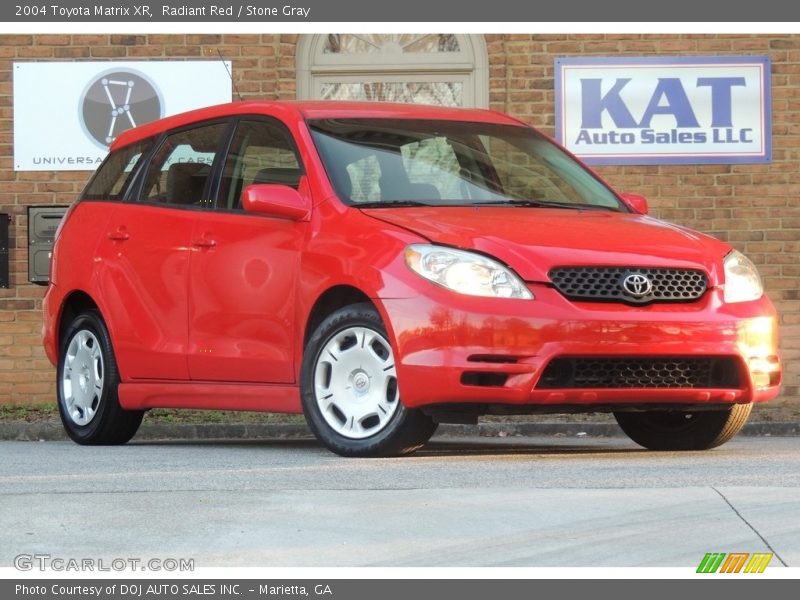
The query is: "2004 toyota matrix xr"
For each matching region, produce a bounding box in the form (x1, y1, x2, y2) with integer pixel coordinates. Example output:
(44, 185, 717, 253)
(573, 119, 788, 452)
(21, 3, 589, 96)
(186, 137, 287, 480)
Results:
(43, 101, 782, 456)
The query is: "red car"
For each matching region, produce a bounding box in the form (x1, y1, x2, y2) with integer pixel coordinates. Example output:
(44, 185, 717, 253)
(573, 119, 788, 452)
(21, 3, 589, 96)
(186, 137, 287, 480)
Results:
(42, 101, 781, 456)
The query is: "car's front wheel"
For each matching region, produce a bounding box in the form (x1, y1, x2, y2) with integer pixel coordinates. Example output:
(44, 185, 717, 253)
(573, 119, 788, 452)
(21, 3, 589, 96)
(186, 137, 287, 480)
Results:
(57, 310, 143, 445)
(300, 303, 437, 457)
(614, 403, 752, 451)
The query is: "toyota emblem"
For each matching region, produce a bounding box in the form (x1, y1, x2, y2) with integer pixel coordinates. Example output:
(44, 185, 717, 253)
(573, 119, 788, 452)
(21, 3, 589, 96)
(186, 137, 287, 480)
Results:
(622, 272, 653, 298)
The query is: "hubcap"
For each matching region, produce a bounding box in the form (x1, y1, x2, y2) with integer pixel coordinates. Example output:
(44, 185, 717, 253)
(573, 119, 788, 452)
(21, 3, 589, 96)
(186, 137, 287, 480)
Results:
(61, 330, 104, 426)
(314, 326, 400, 440)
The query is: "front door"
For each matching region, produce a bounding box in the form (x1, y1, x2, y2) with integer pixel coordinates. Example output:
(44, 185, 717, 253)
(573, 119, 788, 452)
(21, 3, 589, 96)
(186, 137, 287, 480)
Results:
(187, 118, 307, 383)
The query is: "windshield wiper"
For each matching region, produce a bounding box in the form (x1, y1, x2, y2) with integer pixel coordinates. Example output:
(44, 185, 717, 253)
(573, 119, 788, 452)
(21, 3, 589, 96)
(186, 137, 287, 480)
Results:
(472, 199, 617, 211)
(354, 200, 433, 208)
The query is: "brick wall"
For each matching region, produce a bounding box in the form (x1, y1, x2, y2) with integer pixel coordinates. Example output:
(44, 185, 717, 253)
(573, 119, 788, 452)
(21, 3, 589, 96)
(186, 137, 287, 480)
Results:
(0, 34, 797, 408)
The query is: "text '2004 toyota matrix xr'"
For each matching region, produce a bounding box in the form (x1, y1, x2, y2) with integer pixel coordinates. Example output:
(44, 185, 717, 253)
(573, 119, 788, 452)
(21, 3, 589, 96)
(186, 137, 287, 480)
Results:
(43, 101, 781, 457)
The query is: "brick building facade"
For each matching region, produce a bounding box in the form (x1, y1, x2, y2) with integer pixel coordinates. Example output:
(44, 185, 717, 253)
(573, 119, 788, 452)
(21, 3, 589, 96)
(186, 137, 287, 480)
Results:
(0, 34, 797, 408)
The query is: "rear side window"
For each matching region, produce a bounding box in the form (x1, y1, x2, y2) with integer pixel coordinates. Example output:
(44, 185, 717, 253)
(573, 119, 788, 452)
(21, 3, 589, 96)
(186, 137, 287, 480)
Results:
(138, 122, 229, 207)
(81, 139, 153, 201)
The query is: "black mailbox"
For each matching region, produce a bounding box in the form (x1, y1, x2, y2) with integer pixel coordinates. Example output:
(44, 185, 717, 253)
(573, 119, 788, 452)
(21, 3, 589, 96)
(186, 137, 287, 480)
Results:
(28, 206, 69, 284)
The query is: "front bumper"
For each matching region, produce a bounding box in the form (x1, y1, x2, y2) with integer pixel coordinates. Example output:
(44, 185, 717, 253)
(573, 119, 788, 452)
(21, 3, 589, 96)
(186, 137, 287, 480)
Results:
(380, 284, 781, 410)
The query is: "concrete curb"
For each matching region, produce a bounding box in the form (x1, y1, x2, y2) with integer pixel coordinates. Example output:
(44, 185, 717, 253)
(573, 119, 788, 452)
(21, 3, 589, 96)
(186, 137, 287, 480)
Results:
(0, 420, 797, 442)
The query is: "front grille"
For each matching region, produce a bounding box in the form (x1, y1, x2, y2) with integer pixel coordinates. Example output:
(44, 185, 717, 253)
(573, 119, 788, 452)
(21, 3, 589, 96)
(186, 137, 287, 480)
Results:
(549, 266, 707, 304)
(537, 357, 741, 389)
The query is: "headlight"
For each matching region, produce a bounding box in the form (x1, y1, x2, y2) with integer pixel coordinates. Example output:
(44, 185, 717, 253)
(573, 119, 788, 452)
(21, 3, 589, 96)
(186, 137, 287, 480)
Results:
(404, 244, 533, 299)
(723, 250, 763, 303)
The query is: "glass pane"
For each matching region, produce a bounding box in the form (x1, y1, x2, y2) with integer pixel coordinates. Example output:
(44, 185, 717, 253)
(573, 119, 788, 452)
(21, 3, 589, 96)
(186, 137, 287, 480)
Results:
(140, 123, 228, 206)
(346, 156, 382, 203)
(323, 34, 460, 54)
(482, 135, 591, 205)
(401, 138, 463, 200)
(218, 120, 301, 211)
(405, 34, 460, 53)
(319, 82, 463, 107)
(81, 139, 152, 201)
(309, 118, 624, 211)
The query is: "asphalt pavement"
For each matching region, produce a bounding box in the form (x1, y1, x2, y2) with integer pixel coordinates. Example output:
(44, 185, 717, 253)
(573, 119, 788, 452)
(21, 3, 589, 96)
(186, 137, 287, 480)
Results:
(1, 435, 798, 568)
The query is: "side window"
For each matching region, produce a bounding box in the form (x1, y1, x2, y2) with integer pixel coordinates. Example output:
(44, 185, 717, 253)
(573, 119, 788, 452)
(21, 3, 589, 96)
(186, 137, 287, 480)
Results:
(218, 119, 302, 211)
(139, 122, 229, 207)
(81, 139, 153, 201)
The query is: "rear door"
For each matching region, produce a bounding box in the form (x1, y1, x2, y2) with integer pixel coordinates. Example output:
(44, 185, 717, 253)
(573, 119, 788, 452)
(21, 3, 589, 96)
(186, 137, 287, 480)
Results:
(187, 117, 308, 383)
(95, 120, 231, 380)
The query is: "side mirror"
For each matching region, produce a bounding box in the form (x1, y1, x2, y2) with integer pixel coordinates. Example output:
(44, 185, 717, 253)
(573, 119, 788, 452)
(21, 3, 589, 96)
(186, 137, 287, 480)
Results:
(242, 184, 311, 221)
(619, 193, 649, 215)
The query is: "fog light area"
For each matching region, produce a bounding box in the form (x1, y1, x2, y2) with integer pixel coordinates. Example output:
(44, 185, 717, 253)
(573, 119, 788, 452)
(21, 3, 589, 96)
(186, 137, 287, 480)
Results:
(738, 317, 782, 389)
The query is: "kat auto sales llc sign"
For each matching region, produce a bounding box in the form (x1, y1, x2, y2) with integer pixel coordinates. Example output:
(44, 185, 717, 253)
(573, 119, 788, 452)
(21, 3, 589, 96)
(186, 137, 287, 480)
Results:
(555, 56, 771, 165)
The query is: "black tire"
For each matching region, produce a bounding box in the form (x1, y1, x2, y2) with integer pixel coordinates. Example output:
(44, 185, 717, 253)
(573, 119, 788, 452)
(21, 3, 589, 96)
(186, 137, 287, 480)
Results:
(57, 310, 143, 445)
(614, 403, 752, 451)
(300, 302, 438, 457)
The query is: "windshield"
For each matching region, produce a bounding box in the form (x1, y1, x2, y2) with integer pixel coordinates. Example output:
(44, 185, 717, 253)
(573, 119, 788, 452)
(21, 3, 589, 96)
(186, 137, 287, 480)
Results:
(308, 118, 625, 211)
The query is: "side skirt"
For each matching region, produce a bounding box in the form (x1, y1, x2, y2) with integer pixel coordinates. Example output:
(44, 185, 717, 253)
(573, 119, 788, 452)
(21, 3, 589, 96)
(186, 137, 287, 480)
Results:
(118, 382, 302, 413)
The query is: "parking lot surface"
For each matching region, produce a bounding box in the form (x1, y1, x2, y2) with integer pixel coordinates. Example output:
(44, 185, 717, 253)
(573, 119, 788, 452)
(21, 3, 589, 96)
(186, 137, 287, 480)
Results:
(1, 436, 798, 567)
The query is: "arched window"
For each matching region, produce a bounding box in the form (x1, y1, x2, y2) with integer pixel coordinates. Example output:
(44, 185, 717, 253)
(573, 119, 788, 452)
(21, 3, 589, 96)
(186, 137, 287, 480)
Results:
(296, 34, 488, 108)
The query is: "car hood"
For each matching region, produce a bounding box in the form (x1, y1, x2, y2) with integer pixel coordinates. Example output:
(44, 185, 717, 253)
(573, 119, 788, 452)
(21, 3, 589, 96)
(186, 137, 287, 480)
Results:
(360, 206, 728, 284)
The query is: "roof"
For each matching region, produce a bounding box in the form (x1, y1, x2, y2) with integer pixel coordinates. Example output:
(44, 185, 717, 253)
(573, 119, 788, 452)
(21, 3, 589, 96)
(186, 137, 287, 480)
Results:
(292, 101, 520, 123)
(111, 100, 525, 150)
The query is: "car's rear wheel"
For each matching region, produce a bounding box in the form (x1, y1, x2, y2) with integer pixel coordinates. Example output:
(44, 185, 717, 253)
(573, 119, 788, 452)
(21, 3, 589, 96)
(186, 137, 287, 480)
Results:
(300, 303, 437, 457)
(57, 310, 143, 445)
(613, 403, 752, 450)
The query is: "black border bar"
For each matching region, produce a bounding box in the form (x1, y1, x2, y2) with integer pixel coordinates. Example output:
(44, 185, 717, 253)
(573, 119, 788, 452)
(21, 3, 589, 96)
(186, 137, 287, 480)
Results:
(4, 0, 800, 22)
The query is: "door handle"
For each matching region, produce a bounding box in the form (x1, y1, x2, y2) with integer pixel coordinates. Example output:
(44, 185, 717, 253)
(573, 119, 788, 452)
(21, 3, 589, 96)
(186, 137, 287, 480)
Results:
(107, 228, 130, 241)
(192, 236, 217, 248)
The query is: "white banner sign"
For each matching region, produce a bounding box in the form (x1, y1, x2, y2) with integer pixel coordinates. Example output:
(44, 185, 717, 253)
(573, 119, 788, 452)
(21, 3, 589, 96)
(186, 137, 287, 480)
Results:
(555, 56, 771, 165)
(14, 61, 233, 171)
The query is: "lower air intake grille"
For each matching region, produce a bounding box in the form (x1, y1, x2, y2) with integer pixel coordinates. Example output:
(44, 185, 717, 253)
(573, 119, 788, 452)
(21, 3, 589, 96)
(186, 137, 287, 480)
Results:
(537, 357, 740, 389)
